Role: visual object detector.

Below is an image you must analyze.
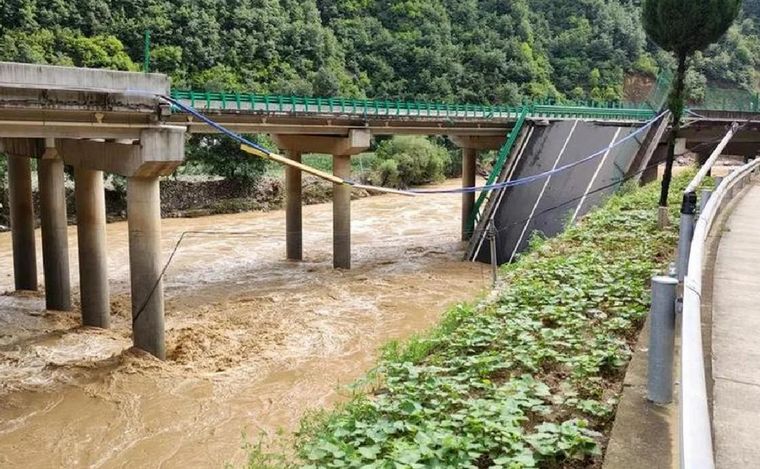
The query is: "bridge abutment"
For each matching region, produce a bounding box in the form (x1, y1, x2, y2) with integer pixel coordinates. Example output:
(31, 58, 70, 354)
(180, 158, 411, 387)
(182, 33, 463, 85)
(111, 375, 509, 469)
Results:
(4, 141, 38, 291)
(74, 168, 110, 327)
(38, 142, 72, 311)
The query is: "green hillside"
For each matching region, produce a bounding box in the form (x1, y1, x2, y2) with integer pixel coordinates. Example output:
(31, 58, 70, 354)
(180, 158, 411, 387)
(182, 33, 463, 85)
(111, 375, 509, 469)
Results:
(1, 0, 758, 103)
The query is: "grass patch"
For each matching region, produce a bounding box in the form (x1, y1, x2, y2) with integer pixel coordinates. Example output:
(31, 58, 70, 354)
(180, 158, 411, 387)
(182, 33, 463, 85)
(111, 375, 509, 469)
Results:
(250, 173, 692, 468)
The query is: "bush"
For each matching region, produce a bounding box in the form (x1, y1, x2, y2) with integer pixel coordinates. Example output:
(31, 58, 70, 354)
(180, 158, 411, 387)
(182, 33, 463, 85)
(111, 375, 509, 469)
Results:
(371, 136, 451, 188)
(184, 134, 271, 184)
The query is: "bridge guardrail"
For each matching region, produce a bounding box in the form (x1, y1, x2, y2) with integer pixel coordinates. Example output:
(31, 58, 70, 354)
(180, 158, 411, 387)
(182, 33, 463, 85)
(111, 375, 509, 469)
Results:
(674, 156, 760, 469)
(467, 107, 529, 235)
(169, 90, 657, 122)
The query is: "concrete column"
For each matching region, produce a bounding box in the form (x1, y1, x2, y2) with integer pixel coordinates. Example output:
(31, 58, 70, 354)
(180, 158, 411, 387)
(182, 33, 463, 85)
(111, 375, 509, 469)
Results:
(286, 151, 303, 261)
(333, 155, 351, 269)
(74, 168, 110, 327)
(127, 177, 165, 359)
(7, 155, 37, 291)
(640, 163, 659, 186)
(38, 155, 72, 311)
(461, 148, 477, 240)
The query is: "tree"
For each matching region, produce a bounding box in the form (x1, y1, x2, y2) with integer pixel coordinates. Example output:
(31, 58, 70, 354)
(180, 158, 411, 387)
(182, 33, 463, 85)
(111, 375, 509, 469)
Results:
(642, 0, 742, 207)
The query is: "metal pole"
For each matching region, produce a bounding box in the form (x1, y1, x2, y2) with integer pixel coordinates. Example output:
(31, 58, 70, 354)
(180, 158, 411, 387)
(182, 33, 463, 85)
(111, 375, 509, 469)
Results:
(699, 189, 713, 214)
(676, 191, 697, 282)
(489, 220, 498, 287)
(648, 275, 678, 404)
(143, 30, 151, 73)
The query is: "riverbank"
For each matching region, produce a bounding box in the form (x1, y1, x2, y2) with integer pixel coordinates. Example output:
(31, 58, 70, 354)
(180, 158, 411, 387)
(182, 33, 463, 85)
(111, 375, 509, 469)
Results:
(267, 175, 690, 468)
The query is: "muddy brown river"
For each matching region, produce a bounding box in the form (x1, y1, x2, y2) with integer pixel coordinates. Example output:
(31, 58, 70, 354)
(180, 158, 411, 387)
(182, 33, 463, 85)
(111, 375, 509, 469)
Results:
(0, 181, 485, 468)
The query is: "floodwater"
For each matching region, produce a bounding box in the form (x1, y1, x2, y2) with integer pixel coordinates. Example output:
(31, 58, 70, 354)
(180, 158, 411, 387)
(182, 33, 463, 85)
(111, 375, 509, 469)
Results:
(0, 180, 486, 468)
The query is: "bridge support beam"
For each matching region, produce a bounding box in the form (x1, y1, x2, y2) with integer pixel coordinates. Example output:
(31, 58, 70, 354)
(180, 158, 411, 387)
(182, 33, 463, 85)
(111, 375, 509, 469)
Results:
(75, 168, 110, 327)
(333, 155, 351, 269)
(286, 151, 303, 261)
(4, 140, 38, 292)
(38, 142, 72, 311)
(272, 130, 370, 269)
(128, 176, 165, 359)
(461, 148, 477, 241)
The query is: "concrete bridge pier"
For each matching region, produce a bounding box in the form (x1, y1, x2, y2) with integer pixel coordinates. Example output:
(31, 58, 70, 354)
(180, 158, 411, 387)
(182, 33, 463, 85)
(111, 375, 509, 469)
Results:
(285, 151, 303, 261)
(38, 140, 72, 311)
(450, 136, 506, 241)
(74, 168, 110, 327)
(59, 127, 185, 358)
(333, 154, 352, 269)
(272, 130, 370, 269)
(3, 139, 38, 291)
(460, 148, 477, 241)
(128, 176, 164, 358)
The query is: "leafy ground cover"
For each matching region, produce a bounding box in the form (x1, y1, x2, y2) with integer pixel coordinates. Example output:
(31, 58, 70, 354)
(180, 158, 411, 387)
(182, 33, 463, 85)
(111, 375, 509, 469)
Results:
(250, 174, 690, 469)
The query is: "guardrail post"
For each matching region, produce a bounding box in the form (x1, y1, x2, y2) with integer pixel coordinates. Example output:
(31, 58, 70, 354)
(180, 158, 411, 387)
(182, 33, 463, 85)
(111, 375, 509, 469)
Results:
(648, 276, 678, 404)
(699, 189, 713, 214)
(676, 191, 698, 282)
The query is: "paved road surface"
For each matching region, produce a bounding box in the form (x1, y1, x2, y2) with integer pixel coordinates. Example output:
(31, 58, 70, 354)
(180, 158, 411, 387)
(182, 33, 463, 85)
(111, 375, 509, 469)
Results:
(712, 180, 760, 467)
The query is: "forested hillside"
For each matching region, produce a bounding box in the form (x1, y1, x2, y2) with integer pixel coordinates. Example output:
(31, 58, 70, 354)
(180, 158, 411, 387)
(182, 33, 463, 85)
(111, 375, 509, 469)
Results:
(1, 0, 759, 104)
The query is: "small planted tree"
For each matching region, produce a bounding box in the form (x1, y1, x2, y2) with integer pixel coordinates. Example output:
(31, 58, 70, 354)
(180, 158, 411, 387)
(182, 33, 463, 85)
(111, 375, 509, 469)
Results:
(642, 0, 741, 207)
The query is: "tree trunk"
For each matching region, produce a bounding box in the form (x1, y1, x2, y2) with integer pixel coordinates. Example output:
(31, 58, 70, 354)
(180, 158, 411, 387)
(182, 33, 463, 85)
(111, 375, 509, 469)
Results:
(659, 54, 687, 207)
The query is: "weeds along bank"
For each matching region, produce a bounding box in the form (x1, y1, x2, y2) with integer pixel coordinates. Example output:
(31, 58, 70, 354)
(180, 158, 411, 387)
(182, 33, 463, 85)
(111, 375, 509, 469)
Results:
(250, 173, 690, 468)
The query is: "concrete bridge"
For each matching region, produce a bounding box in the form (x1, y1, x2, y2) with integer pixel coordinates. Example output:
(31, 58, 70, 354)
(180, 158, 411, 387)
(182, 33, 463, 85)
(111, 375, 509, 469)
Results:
(2, 61, 760, 359)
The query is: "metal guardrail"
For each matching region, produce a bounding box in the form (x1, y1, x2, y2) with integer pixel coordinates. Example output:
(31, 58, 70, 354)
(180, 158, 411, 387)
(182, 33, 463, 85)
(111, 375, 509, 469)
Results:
(676, 123, 739, 282)
(169, 90, 656, 122)
(677, 157, 760, 469)
(467, 107, 529, 234)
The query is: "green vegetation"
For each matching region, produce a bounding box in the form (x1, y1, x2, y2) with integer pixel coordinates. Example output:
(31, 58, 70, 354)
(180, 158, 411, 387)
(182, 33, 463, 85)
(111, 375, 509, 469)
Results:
(371, 136, 451, 188)
(184, 135, 272, 183)
(264, 154, 377, 180)
(642, 0, 741, 207)
(1, 1, 760, 105)
(247, 173, 690, 468)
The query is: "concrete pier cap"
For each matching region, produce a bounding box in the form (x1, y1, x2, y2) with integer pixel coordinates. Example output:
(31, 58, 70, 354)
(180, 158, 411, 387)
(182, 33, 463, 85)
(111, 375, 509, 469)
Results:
(58, 126, 186, 177)
(271, 129, 372, 156)
(449, 135, 506, 151)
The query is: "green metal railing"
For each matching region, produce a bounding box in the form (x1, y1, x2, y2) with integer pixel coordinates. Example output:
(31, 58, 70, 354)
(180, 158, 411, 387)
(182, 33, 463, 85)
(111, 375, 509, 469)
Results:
(467, 107, 530, 236)
(169, 89, 657, 122)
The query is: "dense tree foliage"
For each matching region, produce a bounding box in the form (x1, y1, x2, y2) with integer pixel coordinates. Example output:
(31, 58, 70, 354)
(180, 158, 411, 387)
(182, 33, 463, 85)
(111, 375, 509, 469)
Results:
(1, 0, 759, 105)
(643, 0, 741, 207)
